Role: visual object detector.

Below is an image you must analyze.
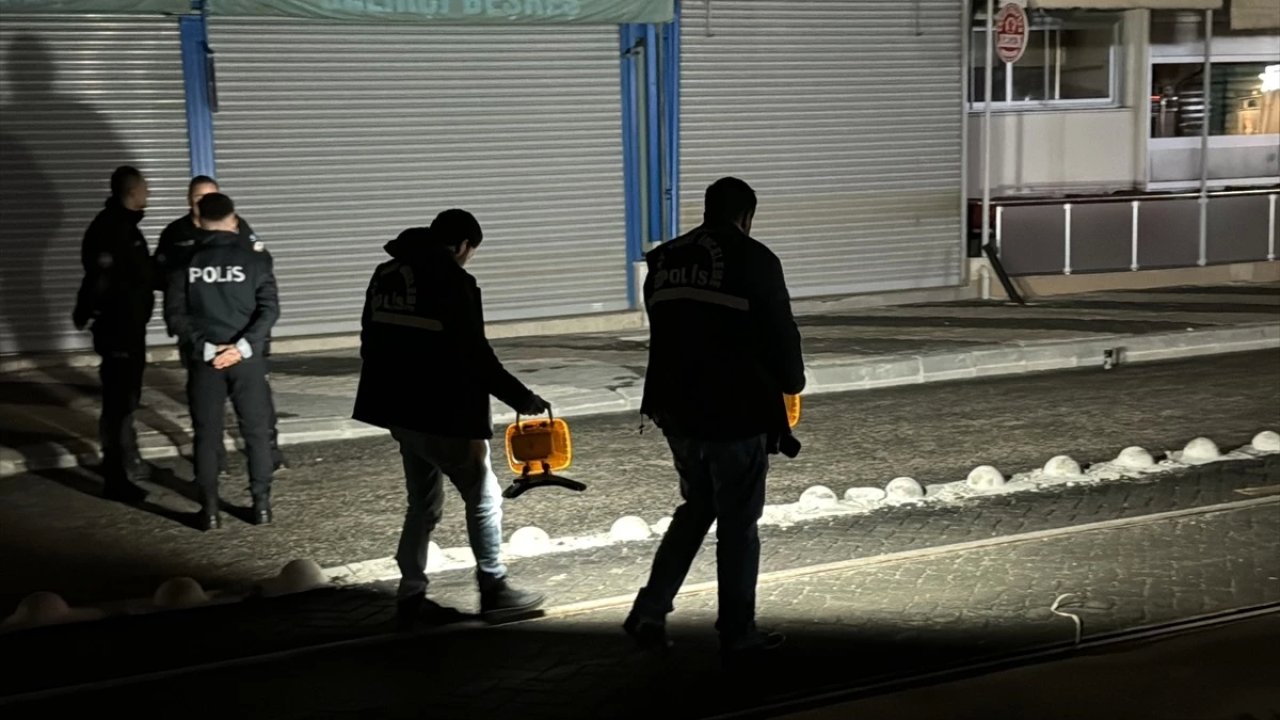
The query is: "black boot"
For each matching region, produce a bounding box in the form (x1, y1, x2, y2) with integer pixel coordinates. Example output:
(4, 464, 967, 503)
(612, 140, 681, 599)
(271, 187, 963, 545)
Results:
(252, 495, 273, 525)
(479, 577, 545, 620)
(197, 496, 222, 531)
(623, 613, 673, 651)
(125, 455, 152, 482)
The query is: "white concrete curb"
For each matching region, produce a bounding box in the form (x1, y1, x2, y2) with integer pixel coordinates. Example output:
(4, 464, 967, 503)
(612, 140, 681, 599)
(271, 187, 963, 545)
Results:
(3, 323, 1277, 477)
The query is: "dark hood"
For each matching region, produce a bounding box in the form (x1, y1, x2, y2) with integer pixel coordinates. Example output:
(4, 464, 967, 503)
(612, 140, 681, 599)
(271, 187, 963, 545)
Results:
(384, 226, 455, 266)
(104, 195, 145, 226)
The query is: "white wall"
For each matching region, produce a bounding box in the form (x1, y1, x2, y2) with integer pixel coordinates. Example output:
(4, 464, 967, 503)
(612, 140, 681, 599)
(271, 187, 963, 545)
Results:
(967, 10, 1150, 196)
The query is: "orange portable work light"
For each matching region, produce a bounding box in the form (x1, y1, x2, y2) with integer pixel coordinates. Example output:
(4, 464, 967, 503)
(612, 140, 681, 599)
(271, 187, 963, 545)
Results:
(502, 410, 586, 499)
(785, 394, 801, 428)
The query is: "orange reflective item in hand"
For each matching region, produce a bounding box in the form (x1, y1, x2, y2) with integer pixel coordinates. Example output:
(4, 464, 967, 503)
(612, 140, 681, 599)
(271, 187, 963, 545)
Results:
(504, 414, 573, 476)
(785, 394, 801, 428)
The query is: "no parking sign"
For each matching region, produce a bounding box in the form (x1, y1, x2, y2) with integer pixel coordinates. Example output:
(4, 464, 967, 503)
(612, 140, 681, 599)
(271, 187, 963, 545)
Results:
(994, 2, 1029, 64)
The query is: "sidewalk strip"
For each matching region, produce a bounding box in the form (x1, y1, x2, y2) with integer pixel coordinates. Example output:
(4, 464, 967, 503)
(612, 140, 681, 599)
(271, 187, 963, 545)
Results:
(4, 323, 1276, 477)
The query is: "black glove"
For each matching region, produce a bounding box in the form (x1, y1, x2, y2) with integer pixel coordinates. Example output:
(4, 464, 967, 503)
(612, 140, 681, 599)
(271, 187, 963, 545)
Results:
(72, 307, 91, 331)
(779, 433, 802, 459)
(518, 393, 551, 416)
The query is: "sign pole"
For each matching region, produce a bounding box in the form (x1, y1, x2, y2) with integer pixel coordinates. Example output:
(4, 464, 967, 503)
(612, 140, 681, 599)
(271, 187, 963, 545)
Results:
(1198, 8, 1213, 266)
(981, 0, 995, 268)
(983, 1, 1029, 275)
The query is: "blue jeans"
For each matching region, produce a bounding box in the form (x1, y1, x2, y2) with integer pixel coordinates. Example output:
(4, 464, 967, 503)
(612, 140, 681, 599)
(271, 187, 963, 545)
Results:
(631, 434, 769, 639)
(390, 428, 507, 598)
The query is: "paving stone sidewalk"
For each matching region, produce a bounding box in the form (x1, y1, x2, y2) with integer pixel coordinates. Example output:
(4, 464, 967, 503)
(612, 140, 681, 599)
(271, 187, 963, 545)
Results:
(2, 284, 1277, 477)
(2, 455, 1276, 705)
(4, 480, 1276, 718)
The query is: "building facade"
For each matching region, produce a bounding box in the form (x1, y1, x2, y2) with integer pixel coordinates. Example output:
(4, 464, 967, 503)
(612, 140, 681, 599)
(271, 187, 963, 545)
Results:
(968, 0, 1279, 276)
(0, 0, 1274, 354)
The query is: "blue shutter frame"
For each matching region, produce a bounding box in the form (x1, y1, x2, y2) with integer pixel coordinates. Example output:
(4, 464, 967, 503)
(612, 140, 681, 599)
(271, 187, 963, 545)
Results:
(185, 6, 671, 310)
(620, 4, 681, 308)
(179, 2, 216, 177)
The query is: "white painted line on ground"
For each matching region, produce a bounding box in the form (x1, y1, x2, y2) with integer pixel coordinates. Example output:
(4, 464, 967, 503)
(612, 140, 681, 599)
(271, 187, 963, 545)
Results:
(499, 495, 1280, 626)
(324, 441, 1279, 586)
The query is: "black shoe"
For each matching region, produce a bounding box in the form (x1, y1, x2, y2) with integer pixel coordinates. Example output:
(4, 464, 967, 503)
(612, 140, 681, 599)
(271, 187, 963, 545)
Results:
(103, 479, 147, 504)
(125, 457, 152, 482)
(395, 595, 469, 631)
(623, 614, 673, 651)
(197, 505, 222, 531)
(252, 496, 273, 525)
(272, 451, 290, 472)
(479, 578, 545, 620)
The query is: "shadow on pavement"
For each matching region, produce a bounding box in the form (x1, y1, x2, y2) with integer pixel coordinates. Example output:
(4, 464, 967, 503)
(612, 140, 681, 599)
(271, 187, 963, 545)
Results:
(0, 596, 1076, 720)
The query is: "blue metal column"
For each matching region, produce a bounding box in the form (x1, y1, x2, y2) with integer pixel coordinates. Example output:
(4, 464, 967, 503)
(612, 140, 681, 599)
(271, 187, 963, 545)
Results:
(660, 2, 681, 241)
(643, 24, 662, 247)
(179, 7, 216, 177)
(620, 24, 644, 307)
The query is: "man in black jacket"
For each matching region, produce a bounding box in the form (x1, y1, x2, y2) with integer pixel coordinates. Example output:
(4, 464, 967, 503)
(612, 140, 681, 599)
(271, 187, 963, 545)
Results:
(157, 175, 288, 473)
(164, 193, 279, 531)
(353, 210, 548, 629)
(624, 177, 806, 663)
(72, 165, 154, 503)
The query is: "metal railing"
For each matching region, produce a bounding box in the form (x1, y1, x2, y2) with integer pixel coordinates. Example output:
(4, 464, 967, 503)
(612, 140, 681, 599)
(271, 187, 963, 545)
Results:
(971, 188, 1279, 277)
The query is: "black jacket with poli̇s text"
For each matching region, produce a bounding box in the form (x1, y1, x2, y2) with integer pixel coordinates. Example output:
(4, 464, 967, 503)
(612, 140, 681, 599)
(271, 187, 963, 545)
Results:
(352, 230, 535, 440)
(163, 230, 279, 364)
(155, 213, 264, 287)
(640, 222, 806, 443)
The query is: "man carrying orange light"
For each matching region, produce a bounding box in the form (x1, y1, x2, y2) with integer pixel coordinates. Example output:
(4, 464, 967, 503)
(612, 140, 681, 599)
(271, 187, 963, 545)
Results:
(352, 209, 549, 630)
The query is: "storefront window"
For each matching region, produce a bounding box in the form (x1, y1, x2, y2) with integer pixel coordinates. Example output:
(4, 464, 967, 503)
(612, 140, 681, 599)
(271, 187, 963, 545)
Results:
(1150, 62, 1280, 137)
(970, 11, 1121, 107)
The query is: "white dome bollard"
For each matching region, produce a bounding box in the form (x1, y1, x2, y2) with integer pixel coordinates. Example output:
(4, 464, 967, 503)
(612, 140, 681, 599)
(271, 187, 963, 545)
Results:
(153, 577, 209, 609)
(1181, 437, 1221, 463)
(1043, 455, 1082, 478)
(1115, 446, 1155, 470)
(610, 516, 652, 541)
(509, 526, 551, 555)
(278, 560, 329, 593)
(651, 517, 673, 535)
(844, 487, 887, 504)
(966, 465, 1006, 490)
(1253, 430, 1280, 453)
(798, 485, 839, 512)
(4, 592, 71, 628)
(885, 477, 924, 502)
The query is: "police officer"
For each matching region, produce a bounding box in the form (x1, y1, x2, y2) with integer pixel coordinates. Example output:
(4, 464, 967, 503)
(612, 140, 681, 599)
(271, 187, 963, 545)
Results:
(164, 192, 279, 531)
(157, 175, 288, 472)
(72, 165, 154, 503)
(624, 177, 806, 665)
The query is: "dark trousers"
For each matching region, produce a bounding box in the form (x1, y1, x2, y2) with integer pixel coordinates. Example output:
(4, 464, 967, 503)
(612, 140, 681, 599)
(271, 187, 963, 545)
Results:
(631, 434, 769, 639)
(188, 353, 274, 501)
(98, 351, 145, 483)
(182, 349, 282, 472)
(263, 354, 284, 466)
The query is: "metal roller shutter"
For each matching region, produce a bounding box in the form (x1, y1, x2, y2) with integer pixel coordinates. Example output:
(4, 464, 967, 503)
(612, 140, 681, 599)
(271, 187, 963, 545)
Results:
(0, 15, 190, 354)
(206, 19, 629, 337)
(678, 0, 966, 296)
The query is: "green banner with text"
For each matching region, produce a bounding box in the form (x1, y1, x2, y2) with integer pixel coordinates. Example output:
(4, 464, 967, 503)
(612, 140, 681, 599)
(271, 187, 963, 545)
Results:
(0, 0, 674, 23)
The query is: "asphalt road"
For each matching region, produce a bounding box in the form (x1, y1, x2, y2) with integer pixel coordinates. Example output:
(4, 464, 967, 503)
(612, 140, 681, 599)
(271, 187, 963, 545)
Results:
(1, 350, 1276, 607)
